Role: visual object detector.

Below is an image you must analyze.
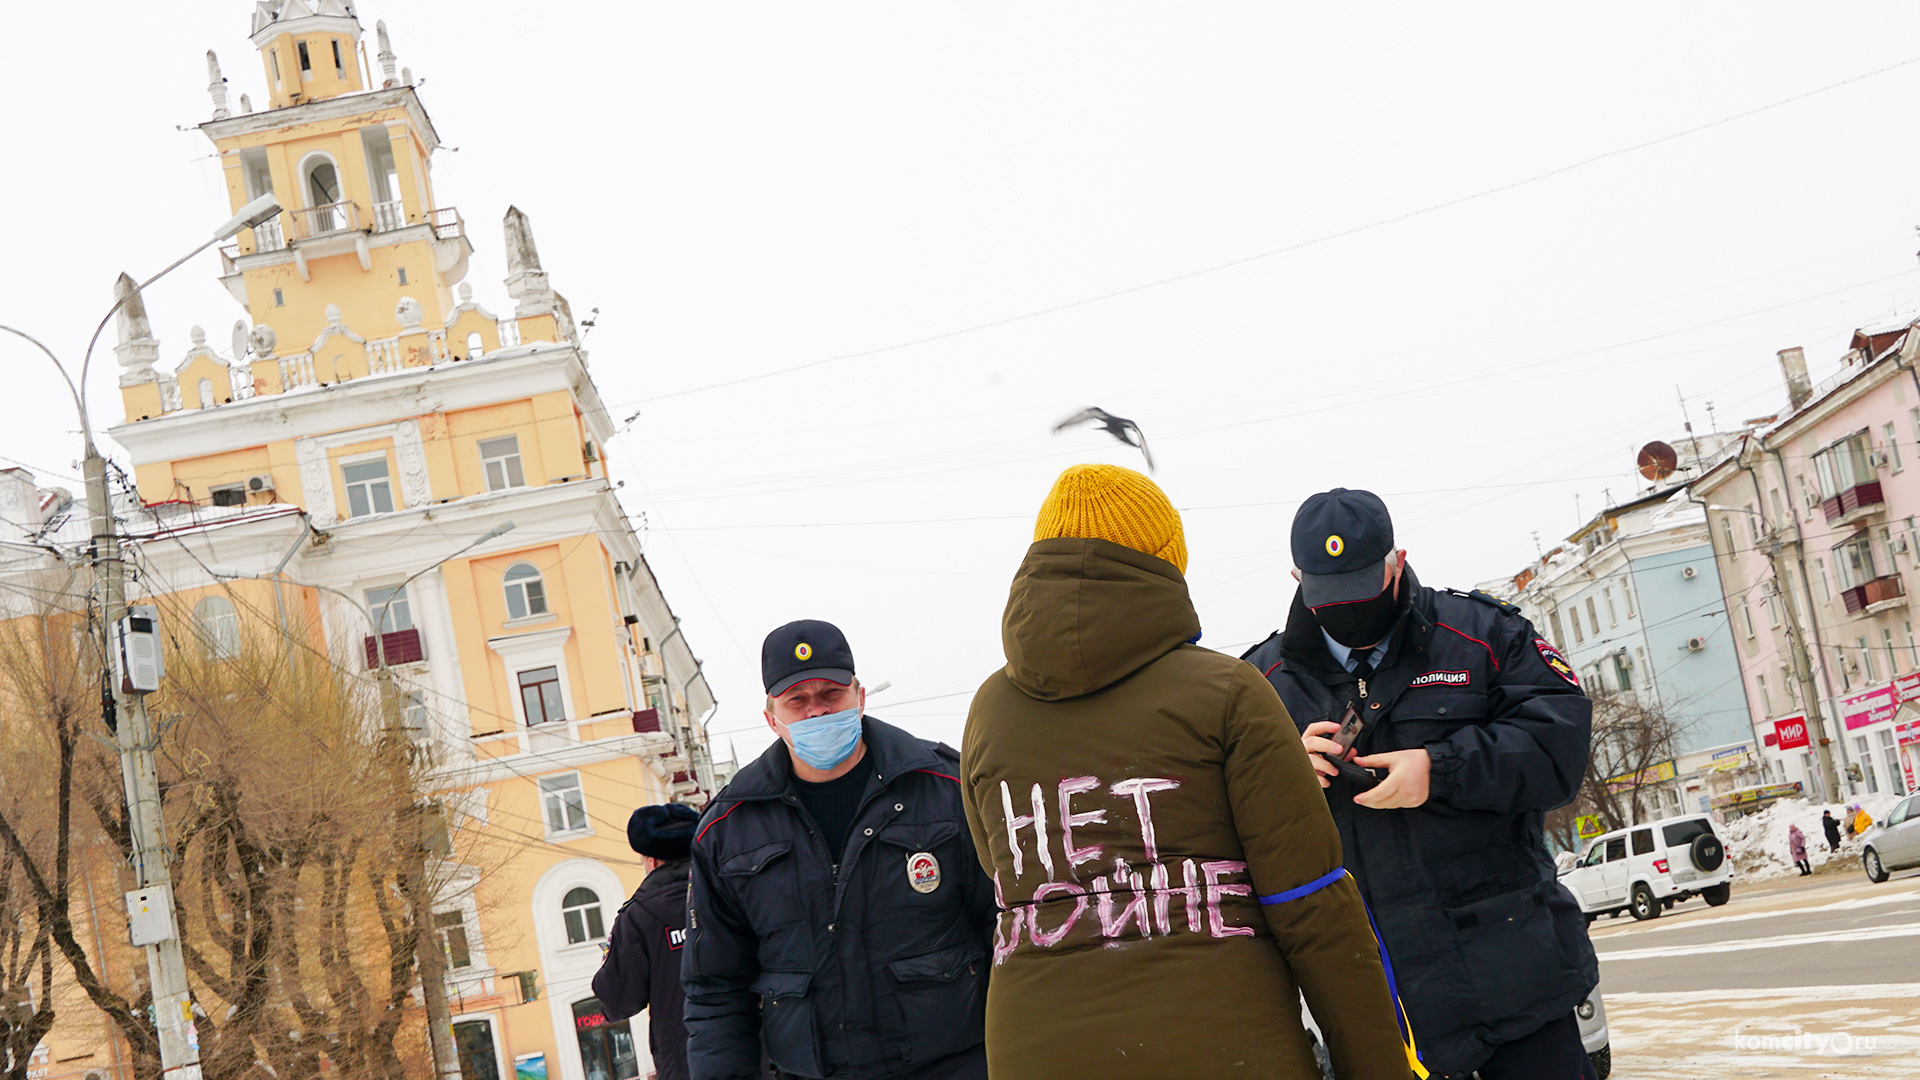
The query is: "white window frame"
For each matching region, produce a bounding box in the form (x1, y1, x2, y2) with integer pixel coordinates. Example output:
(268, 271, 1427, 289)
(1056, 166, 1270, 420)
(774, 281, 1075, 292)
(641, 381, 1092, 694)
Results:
(480, 435, 525, 492)
(193, 595, 241, 660)
(1604, 587, 1618, 627)
(1859, 637, 1878, 684)
(503, 562, 551, 622)
(1757, 674, 1772, 716)
(365, 583, 414, 634)
(539, 772, 590, 839)
(340, 451, 395, 518)
(487, 627, 576, 732)
(1621, 579, 1636, 619)
(1887, 423, 1904, 472)
(1585, 597, 1600, 636)
(1741, 603, 1756, 640)
(560, 886, 607, 946)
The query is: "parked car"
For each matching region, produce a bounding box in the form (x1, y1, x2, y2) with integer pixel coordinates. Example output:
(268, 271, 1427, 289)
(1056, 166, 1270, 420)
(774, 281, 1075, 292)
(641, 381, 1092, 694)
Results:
(1862, 793, 1920, 883)
(1559, 814, 1731, 921)
(1304, 984, 1610, 1079)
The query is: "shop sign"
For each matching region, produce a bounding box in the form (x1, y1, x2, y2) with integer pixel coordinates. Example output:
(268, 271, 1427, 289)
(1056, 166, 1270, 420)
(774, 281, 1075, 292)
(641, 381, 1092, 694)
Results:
(1774, 716, 1809, 751)
(1841, 684, 1898, 731)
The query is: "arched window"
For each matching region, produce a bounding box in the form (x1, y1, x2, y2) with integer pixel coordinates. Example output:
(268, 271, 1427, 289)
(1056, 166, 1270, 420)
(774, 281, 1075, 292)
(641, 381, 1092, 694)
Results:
(466, 331, 484, 359)
(198, 379, 215, 408)
(561, 887, 604, 944)
(304, 157, 343, 234)
(194, 596, 240, 660)
(504, 563, 548, 620)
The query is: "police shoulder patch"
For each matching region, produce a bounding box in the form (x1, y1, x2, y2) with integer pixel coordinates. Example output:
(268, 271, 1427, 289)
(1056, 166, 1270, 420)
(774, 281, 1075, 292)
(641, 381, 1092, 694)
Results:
(1534, 638, 1579, 687)
(1453, 588, 1521, 617)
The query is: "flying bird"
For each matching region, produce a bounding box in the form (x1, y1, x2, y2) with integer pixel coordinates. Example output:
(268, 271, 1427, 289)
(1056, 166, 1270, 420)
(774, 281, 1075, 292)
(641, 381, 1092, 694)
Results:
(1052, 407, 1155, 472)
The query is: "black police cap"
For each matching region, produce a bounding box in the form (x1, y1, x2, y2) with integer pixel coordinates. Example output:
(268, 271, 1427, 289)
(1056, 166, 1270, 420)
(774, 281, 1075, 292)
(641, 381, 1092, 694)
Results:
(1291, 488, 1396, 607)
(762, 619, 856, 697)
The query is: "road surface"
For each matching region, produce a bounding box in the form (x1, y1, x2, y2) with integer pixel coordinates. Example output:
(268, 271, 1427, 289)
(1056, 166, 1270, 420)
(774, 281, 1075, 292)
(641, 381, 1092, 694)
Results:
(1588, 862, 1920, 1078)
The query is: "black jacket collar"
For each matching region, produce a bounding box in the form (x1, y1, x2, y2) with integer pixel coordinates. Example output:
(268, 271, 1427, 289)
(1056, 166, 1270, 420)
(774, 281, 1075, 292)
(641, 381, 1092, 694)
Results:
(639, 857, 692, 896)
(721, 715, 940, 802)
(1277, 567, 1433, 681)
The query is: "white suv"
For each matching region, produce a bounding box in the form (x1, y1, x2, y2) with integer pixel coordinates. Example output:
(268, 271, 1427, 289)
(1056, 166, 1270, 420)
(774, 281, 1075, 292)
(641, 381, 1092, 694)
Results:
(1559, 814, 1732, 922)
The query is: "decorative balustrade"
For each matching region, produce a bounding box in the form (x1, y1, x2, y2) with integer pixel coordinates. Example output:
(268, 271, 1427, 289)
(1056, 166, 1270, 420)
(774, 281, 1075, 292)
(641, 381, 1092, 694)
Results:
(428, 329, 449, 363)
(368, 337, 405, 374)
(430, 206, 464, 241)
(230, 365, 257, 399)
(497, 318, 521, 348)
(255, 217, 286, 251)
(279, 353, 317, 389)
(372, 200, 406, 233)
(293, 201, 359, 240)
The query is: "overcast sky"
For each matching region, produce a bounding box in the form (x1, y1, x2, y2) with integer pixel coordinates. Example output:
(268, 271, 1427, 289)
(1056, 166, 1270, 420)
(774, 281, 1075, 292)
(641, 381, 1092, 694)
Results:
(8, 3, 1920, 764)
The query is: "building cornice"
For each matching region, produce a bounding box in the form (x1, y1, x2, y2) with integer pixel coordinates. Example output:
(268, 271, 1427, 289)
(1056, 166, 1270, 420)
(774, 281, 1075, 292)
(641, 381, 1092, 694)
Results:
(108, 345, 612, 465)
(199, 86, 439, 152)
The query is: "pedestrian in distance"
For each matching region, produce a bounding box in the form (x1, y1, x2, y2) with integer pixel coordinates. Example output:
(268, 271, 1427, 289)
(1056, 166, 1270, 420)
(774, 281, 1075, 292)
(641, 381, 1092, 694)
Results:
(1853, 804, 1874, 836)
(682, 620, 997, 1080)
(591, 803, 707, 1080)
(1245, 488, 1599, 1080)
(960, 464, 1418, 1080)
(1823, 809, 1843, 852)
(1788, 822, 1811, 876)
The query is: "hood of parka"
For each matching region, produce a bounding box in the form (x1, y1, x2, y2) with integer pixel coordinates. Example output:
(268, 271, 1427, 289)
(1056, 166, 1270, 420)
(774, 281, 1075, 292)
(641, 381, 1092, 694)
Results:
(1001, 537, 1202, 701)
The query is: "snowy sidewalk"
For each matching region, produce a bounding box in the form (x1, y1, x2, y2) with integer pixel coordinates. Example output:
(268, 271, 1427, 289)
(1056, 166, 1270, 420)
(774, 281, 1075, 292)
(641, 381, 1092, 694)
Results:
(1606, 984, 1920, 1077)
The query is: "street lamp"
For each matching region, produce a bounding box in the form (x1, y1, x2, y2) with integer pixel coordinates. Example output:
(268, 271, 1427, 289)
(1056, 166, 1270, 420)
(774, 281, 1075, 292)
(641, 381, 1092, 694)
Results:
(0, 191, 283, 1080)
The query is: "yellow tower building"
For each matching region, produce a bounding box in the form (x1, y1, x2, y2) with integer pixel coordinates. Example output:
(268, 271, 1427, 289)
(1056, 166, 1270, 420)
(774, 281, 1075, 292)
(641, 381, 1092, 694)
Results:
(60, 5, 721, 1079)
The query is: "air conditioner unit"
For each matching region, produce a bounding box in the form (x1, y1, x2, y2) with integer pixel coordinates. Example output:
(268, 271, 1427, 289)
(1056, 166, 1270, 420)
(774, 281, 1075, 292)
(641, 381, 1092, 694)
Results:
(1870, 451, 1890, 468)
(1897, 536, 1912, 555)
(246, 474, 275, 493)
(1682, 566, 1698, 579)
(1616, 651, 1634, 668)
(1803, 491, 1820, 509)
(1686, 636, 1707, 652)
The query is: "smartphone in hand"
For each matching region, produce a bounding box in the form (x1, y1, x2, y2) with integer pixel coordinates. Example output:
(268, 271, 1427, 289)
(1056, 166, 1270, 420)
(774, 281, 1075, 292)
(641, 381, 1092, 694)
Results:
(1320, 703, 1383, 791)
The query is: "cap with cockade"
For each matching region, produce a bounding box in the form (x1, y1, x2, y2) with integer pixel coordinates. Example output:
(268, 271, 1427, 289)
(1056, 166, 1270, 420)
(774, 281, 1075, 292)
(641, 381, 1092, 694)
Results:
(762, 619, 856, 696)
(1291, 488, 1396, 607)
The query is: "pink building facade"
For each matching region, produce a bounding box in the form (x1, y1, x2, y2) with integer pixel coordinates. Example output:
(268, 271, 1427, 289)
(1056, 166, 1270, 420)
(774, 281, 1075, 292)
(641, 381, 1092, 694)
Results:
(1694, 322, 1920, 804)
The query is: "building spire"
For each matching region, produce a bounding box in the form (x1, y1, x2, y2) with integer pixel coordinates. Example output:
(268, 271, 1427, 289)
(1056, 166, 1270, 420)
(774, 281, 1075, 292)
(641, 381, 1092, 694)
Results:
(376, 19, 398, 88)
(503, 206, 553, 316)
(113, 273, 161, 385)
(208, 51, 231, 119)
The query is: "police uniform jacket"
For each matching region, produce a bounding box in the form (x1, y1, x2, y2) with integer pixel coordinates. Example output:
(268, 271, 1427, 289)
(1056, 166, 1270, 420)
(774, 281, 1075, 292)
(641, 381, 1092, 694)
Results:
(682, 717, 996, 1080)
(1243, 570, 1599, 1079)
(593, 858, 696, 1080)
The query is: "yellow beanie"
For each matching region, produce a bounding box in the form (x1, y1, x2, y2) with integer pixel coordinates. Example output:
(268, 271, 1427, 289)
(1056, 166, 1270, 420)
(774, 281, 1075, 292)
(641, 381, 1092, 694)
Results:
(1033, 463, 1187, 574)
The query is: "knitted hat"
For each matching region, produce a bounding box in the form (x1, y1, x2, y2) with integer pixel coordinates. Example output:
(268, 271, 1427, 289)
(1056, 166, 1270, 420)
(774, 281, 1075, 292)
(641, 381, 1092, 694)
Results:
(627, 803, 700, 861)
(1033, 464, 1187, 573)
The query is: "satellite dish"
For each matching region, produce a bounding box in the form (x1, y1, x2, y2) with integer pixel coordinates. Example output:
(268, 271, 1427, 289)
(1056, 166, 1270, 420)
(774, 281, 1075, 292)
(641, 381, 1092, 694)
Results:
(230, 320, 251, 362)
(1637, 440, 1679, 482)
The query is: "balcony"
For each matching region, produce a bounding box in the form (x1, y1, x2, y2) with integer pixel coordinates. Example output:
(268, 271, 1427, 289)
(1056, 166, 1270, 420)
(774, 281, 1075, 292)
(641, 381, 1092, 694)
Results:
(372, 199, 406, 232)
(363, 628, 425, 668)
(630, 708, 662, 733)
(1822, 480, 1885, 526)
(1840, 574, 1906, 616)
(294, 200, 360, 241)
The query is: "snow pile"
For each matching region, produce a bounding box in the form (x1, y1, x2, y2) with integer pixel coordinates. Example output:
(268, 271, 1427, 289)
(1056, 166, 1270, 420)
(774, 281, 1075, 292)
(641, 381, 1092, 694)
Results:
(1718, 793, 1905, 880)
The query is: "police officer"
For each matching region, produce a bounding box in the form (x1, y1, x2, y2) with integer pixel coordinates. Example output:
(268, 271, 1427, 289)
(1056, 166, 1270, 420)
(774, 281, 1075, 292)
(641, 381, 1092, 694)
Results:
(593, 804, 705, 1080)
(682, 620, 995, 1080)
(1243, 489, 1599, 1080)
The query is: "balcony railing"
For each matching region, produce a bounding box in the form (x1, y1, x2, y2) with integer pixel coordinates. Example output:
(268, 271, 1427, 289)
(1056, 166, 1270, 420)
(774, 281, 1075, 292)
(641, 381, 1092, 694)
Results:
(294, 200, 360, 240)
(1822, 480, 1885, 525)
(430, 206, 464, 241)
(1841, 574, 1906, 615)
(363, 628, 425, 668)
(255, 217, 286, 251)
(372, 199, 406, 232)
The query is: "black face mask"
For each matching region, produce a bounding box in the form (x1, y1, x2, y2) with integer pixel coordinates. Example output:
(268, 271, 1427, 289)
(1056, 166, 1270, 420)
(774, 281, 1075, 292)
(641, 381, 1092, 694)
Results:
(1311, 584, 1400, 649)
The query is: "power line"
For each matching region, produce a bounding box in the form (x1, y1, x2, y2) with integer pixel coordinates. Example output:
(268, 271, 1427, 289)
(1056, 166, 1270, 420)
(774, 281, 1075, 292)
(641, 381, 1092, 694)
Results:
(615, 53, 1920, 406)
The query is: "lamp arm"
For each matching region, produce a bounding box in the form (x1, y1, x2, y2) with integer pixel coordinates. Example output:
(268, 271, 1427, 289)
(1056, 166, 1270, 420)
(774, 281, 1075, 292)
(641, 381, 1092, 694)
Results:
(77, 234, 225, 440)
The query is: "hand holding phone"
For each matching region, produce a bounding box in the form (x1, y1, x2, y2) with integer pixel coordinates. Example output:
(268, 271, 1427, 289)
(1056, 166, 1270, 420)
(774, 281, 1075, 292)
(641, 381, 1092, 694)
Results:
(1315, 704, 1383, 792)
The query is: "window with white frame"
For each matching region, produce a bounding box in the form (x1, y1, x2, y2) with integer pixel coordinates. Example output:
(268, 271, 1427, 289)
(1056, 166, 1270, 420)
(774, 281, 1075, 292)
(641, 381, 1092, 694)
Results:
(1570, 609, 1585, 644)
(1885, 628, 1901, 674)
(1720, 516, 1738, 557)
(1855, 735, 1879, 793)
(539, 773, 588, 835)
(1585, 597, 1600, 635)
(1621, 579, 1636, 619)
(1604, 587, 1617, 627)
(562, 887, 606, 944)
(503, 563, 549, 620)
(434, 910, 473, 969)
(1746, 503, 1762, 544)
(341, 456, 395, 517)
(1815, 558, 1831, 602)
(1549, 610, 1565, 647)
(519, 666, 565, 725)
(1858, 637, 1877, 683)
(366, 585, 414, 633)
(1887, 423, 1905, 472)
(193, 595, 240, 659)
(1879, 730, 1907, 795)
(1813, 431, 1874, 499)
(1832, 532, 1879, 592)
(1741, 603, 1756, 639)
(479, 436, 525, 492)
(1757, 674, 1772, 715)
(401, 691, 429, 739)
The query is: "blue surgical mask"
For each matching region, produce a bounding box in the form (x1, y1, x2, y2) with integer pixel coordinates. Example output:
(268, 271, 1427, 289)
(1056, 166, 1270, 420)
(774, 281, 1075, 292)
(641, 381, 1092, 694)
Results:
(785, 707, 864, 771)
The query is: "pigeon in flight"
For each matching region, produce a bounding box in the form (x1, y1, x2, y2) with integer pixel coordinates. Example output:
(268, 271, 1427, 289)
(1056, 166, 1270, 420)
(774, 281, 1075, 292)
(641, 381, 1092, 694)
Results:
(1053, 407, 1155, 472)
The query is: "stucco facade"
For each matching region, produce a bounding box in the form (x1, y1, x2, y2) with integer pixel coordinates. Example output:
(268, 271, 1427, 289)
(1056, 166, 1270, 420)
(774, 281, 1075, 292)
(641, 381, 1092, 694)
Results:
(1693, 329, 1920, 806)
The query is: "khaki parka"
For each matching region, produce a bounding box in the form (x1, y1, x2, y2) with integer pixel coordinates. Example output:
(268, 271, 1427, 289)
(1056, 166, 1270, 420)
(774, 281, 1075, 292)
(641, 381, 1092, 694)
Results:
(960, 538, 1415, 1079)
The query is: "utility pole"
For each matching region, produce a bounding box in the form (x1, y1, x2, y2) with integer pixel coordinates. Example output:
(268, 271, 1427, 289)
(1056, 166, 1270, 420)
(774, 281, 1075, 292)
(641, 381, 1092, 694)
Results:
(86, 449, 201, 1080)
(1760, 527, 1843, 799)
